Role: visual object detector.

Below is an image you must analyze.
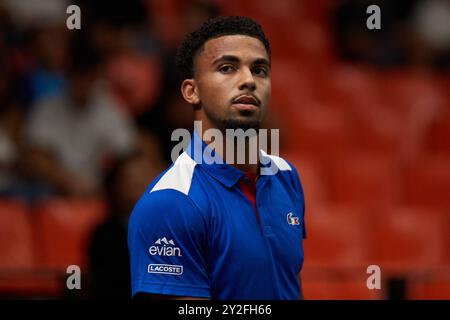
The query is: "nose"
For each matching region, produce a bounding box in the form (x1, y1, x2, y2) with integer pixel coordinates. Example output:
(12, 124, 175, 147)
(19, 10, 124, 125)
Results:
(238, 67, 256, 91)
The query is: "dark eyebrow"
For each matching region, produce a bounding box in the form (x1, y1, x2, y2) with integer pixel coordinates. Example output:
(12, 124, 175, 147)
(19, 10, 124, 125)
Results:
(212, 55, 240, 66)
(212, 55, 270, 67)
(253, 58, 271, 67)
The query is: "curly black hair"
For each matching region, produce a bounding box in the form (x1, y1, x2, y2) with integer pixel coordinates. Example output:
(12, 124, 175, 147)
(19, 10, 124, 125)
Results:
(175, 16, 271, 80)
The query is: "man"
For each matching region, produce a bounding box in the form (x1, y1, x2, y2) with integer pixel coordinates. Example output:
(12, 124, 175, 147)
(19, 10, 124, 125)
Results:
(128, 16, 306, 300)
(89, 151, 163, 299)
(25, 57, 136, 197)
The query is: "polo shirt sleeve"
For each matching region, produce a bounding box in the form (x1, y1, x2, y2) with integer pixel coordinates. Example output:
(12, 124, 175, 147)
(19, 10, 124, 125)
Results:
(128, 188, 210, 298)
(286, 161, 307, 239)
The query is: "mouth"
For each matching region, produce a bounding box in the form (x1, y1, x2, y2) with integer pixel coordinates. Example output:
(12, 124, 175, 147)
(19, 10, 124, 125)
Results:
(232, 95, 260, 111)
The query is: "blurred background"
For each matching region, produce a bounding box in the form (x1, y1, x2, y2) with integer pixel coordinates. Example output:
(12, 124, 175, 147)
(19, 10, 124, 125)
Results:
(0, 0, 449, 300)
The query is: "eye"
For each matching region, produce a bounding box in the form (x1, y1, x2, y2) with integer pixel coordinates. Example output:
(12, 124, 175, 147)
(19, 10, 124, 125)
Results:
(218, 65, 235, 74)
(253, 66, 269, 77)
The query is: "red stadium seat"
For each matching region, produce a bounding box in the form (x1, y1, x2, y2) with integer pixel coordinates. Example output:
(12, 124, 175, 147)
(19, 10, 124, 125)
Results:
(445, 214, 450, 266)
(285, 153, 328, 207)
(33, 198, 107, 271)
(379, 71, 446, 158)
(381, 70, 446, 116)
(302, 277, 382, 300)
(146, 0, 185, 49)
(349, 111, 404, 155)
(322, 68, 404, 154)
(302, 205, 372, 270)
(270, 59, 318, 117)
(402, 155, 450, 209)
(291, 19, 334, 65)
(409, 280, 450, 300)
(0, 200, 62, 298)
(426, 110, 450, 155)
(319, 64, 382, 109)
(327, 152, 400, 206)
(369, 206, 446, 275)
(284, 104, 356, 159)
(0, 200, 34, 269)
(217, 0, 248, 16)
(0, 273, 62, 299)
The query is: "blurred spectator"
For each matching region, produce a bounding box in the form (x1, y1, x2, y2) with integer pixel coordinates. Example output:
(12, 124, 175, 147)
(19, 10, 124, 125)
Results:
(24, 55, 137, 198)
(75, 0, 160, 60)
(137, 0, 219, 162)
(0, 5, 13, 65)
(409, 0, 450, 70)
(1, 0, 69, 29)
(76, 0, 148, 28)
(23, 26, 70, 106)
(184, 0, 221, 34)
(333, 0, 450, 71)
(0, 0, 447, 301)
(88, 150, 164, 299)
(333, 0, 415, 67)
(0, 66, 25, 197)
(105, 49, 163, 117)
(134, 128, 169, 170)
(70, 0, 164, 118)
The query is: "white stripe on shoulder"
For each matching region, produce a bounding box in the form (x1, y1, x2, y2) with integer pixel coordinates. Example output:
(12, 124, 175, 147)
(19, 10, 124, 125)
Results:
(150, 152, 197, 195)
(260, 150, 292, 171)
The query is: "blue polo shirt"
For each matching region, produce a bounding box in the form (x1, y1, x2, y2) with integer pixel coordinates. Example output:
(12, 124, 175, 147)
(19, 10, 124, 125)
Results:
(128, 131, 306, 299)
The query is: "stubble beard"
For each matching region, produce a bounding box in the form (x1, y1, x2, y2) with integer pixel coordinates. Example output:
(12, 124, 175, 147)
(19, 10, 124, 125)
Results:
(206, 109, 261, 132)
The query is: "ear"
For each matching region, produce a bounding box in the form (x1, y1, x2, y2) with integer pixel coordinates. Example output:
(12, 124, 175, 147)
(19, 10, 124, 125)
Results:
(180, 79, 200, 105)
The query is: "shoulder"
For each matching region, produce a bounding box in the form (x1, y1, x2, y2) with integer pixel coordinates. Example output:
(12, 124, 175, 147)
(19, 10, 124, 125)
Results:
(260, 150, 304, 196)
(128, 152, 206, 231)
(260, 150, 293, 171)
(149, 152, 197, 196)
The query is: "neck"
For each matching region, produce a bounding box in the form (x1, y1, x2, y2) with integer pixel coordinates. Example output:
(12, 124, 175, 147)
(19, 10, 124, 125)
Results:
(194, 122, 260, 177)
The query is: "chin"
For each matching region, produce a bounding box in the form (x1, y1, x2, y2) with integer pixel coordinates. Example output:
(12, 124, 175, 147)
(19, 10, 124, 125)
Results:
(221, 118, 261, 131)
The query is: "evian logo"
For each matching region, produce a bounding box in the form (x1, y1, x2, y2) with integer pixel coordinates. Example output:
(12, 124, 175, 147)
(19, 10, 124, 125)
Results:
(149, 237, 182, 257)
(287, 212, 300, 226)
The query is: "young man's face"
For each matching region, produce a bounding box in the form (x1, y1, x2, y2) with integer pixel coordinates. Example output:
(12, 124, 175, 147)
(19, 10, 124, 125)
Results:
(193, 34, 271, 131)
